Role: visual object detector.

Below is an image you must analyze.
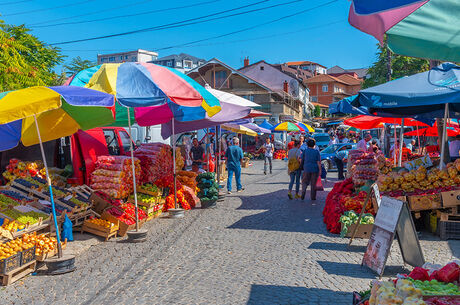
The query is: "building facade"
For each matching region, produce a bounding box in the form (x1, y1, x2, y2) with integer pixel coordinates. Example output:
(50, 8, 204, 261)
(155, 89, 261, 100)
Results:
(151, 53, 205, 73)
(97, 49, 158, 65)
(187, 58, 304, 123)
(327, 65, 369, 79)
(305, 74, 363, 107)
(285, 61, 327, 75)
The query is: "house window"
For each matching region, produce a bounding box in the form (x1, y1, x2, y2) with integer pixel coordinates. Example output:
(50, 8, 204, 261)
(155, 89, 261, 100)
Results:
(125, 55, 129, 60)
(100, 57, 106, 63)
(177, 61, 182, 67)
(260, 66, 264, 70)
(322, 84, 328, 92)
(311, 96, 318, 102)
(198, 61, 204, 66)
(167, 61, 172, 67)
(213, 70, 228, 88)
(192, 64, 197, 68)
(120, 56, 123, 60)
(184, 60, 193, 69)
(109, 56, 115, 62)
(242, 95, 254, 102)
(131, 56, 137, 61)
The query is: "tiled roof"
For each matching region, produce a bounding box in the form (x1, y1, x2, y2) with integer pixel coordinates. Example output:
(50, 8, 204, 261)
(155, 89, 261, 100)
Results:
(304, 74, 349, 85)
(336, 74, 362, 85)
(311, 102, 328, 108)
(285, 61, 326, 69)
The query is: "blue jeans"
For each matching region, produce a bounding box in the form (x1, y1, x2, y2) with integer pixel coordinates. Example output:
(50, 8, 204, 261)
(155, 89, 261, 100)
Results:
(289, 170, 301, 194)
(264, 156, 272, 173)
(227, 167, 242, 192)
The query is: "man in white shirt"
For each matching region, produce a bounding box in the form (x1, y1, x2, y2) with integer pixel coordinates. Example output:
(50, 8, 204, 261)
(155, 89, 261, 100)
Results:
(328, 135, 337, 146)
(357, 133, 372, 152)
(449, 135, 460, 161)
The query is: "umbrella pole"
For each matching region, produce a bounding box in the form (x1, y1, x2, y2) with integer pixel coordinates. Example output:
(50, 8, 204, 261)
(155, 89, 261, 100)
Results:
(398, 119, 405, 167)
(127, 108, 139, 231)
(172, 119, 177, 209)
(393, 122, 397, 167)
(217, 126, 221, 183)
(440, 103, 449, 169)
(33, 115, 62, 258)
(416, 125, 421, 154)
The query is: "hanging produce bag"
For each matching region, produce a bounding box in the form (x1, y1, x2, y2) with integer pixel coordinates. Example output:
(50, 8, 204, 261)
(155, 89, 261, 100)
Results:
(316, 175, 324, 191)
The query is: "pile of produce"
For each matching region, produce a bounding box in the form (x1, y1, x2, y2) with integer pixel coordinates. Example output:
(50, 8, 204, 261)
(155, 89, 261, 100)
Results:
(87, 218, 116, 229)
(356, 262, 460, 305)
(1, 219, 25, 232)
(106, 202, 147, 225)
(2, 159, 70, 187)
(273, 150, 287, 160)
(0, 236, 34, 260)
(323, 178, 375, 234)
(377, 154, 393, 175)
(129, 193, 158, 205)
(339, 211, 374, 237)
(139, 183, 162, 196)
(90, 156, 141, 198)
(177, 171, 198, 190)
(0, 190, 32, 205)
(378, 159, 460, 196)
(196, 172, 218, 207)
(22, 233, 60, 258)
(351, 152, 379, 186)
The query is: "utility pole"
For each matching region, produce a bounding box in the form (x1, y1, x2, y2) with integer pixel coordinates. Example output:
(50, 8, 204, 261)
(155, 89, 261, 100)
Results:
(384, 42, 392, 157)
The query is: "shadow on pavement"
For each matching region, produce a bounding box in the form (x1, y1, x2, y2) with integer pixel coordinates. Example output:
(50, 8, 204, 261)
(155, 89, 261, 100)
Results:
(308, 241, 366, 253)
(227, 190, 328, 234)
(317, 261, 410, 279)
(246, 284, 351, 305)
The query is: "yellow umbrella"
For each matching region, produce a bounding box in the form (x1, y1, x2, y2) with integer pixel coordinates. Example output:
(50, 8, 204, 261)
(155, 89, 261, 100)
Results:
(222, 123, 257, 137)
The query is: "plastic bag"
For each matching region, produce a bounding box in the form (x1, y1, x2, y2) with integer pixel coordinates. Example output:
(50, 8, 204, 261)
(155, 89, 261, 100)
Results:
(408, 267, 430, 281)
(61, 214, 73, 242)
(436, 262, 460, 283)
(316, 175, 324, 191)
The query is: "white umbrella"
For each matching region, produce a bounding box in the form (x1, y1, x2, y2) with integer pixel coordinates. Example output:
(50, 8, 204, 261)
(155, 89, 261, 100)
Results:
(205, 85, 260, 108)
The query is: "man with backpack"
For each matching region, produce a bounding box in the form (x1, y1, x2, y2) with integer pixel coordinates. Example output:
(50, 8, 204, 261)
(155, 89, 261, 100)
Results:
(287, 140, 302, 199)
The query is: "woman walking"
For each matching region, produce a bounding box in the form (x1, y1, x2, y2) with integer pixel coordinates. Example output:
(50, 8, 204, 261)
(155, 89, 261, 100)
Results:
(287, 140, 302, 200)
(300, 139, 321, 201)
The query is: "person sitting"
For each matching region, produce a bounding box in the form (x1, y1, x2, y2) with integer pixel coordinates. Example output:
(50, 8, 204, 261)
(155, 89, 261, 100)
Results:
(449, 135, 460, 162)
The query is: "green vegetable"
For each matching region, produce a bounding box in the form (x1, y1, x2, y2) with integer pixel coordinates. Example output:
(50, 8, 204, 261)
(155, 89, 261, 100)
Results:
(339, 211, 374, 237)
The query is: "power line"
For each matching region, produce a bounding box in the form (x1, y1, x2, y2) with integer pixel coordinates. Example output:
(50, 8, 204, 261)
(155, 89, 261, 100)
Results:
(154, 0, 339, 51)
(31, 0, 220, 28)
(29, 0, 154, 26)
(50, 0, 306, 45)
(0, 0, 33, 5)
(3, 0, 93, 17)
(60, 20, 345, 53)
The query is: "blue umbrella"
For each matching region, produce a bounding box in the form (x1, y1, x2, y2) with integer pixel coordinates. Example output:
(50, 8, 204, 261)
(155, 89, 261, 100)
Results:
(329, 95, 369, 115)
(352, 63, 460, 118)
(259, 119, 274, 130)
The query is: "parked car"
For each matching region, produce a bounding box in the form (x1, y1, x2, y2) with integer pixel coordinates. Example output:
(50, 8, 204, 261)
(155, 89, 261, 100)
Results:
(320, 143, 356, 172)
(312, 133, 330, 150)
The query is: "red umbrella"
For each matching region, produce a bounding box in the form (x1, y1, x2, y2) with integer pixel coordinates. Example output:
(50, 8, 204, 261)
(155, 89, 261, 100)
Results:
(344, 115, 429, 129)
(404, 126, 460, 137)
(245, 110, 270, 118)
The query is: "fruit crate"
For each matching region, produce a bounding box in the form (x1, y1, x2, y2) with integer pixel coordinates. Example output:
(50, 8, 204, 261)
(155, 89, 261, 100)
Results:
(439, 219, 460, 240)
(81, 219, 118, 241)
(0, 260, 36, 286)
(341, 223, 373, 239)
(20, 245, 36, 265)
(0, 252, 21, 274)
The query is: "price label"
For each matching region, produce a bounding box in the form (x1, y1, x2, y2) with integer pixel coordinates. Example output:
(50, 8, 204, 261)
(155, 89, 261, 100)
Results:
(64, 194, 73, 201)
(39, 200, 51, 206)
(372, 184, 381, 207)
(374, 196, 403, 232)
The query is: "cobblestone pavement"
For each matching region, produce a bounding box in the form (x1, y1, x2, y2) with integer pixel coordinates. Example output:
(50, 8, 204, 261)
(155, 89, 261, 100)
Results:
(1, 160, 459, 305)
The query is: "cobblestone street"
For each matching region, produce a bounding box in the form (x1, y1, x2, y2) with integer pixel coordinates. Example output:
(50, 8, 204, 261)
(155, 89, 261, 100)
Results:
(2, 160, 459, 305)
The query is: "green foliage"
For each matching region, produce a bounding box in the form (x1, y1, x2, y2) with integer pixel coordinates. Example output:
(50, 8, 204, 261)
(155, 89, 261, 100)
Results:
(313, 105, 321, 117)
(0, 20, 64, 91)
(363, 42, 429, 89)
(64, 56, 95, 76)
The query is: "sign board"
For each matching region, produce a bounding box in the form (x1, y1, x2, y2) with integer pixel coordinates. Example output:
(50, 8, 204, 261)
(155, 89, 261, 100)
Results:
(362, 196, 424, 277)
(404, 155, 432, 171)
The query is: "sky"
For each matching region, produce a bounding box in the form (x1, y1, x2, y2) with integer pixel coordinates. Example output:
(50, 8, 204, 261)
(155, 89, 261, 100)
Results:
(0, 0, 379, 72)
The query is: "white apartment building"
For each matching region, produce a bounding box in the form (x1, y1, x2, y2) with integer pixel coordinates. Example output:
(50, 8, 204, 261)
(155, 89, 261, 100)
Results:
(97, 49, 158, 65)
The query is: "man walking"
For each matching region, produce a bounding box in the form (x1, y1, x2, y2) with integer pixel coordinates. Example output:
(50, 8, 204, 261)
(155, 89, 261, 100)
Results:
(263, 137, 274, 175)
(300, 139, 321, 201)
(225, 137, 244, 194)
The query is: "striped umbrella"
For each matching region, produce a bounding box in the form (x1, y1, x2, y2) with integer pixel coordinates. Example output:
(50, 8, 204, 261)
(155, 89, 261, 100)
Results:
(297, 122, 315, 133)
(348, 0, 460, 62)
(272, 122, 301, 132)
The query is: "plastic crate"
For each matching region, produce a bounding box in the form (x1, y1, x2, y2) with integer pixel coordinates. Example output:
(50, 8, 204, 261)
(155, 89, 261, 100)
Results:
(439, 220, 460, 240)
(20, 246, 36, 265)
(0, 253, 21, 274)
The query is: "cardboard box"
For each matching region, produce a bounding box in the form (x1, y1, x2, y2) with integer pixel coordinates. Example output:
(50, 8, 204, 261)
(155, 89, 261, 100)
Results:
(441, 190, 460, 208)
(89, 193, 111, 215)
(408, 193, 442, 211)
(342, 223, 373, 239)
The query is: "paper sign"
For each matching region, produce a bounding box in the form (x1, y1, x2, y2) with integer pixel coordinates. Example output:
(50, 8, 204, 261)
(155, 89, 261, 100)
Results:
(373, 196, 403, 232)
(362, 226, 394, 276)
(372, 184, 381, 208)
(404, 155, 433, 171)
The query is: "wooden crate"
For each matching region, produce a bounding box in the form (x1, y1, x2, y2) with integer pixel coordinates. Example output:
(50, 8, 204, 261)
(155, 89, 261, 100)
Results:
(36, 238, 66, 262)
(341, 223, 373, 239)
(138, 188, 162, 197)
(408, 193, 442, 211)
(441, 190, 460, 208)
(0, 260, 36, 286)
(81, 220, 118, 241)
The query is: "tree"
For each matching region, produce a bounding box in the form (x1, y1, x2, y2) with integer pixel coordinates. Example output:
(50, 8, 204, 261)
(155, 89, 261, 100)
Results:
(64, 56, 95, 76)
(0, 20, 63, 91)
(313, 105, 321, 117)
(363, 42, 430, 89)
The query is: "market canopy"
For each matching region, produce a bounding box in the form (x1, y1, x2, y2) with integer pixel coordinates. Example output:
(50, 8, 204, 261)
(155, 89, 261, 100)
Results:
(259, 119, 274, 130)
(404, 126, 460, 137)
(348, 0, 460, 62)
(297, 122, 315, 133)
(66, 62, 221, 125)
(0, 86, 115, 151)
(343, 115, 429, 130)
(242, 123, 271, 134)
(221, 123, 257, 136)
(328, 95, 369, 115)
(352, 63, 460, 118)
(246, 109, 271, 118)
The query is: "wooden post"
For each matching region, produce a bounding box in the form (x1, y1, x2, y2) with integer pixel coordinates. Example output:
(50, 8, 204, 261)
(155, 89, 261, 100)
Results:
(348, 183, 376, 247)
